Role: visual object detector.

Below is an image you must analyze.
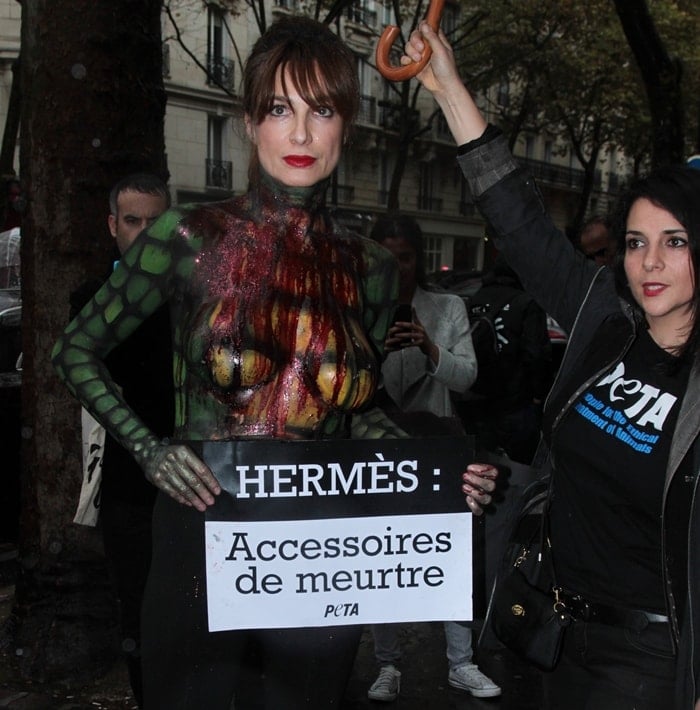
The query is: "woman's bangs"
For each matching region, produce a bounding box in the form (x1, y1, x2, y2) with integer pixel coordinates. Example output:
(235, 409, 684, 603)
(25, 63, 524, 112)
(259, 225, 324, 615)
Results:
(281, 58, 335, 112)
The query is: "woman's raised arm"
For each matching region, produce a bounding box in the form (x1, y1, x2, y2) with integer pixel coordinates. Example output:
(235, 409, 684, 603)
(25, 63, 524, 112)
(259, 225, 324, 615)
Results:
(403, 23, 487, 146)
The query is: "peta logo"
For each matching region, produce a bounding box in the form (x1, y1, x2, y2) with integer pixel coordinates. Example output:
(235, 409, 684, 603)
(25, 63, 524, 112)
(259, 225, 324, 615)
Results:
(596, 362, 677, 431)
(324, 602, 359, 618)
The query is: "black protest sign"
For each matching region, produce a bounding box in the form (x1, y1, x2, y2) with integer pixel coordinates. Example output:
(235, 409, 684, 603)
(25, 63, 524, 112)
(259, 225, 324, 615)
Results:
(202, 436, 474, 630)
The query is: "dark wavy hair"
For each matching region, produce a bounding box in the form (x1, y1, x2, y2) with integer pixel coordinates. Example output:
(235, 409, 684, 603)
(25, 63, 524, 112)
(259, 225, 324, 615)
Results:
(242, 16, 359, 187)
(370, 213, 428, 289)
(612, 165, 700, 362)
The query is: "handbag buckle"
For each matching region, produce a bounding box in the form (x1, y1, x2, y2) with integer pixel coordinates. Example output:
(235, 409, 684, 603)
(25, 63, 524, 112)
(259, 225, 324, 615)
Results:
(514, 546, 529, 567)
(552, 587, 572, 626)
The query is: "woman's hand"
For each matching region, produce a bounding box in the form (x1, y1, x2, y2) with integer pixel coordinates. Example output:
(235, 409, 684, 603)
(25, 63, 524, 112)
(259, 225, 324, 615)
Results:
(143, 444, 221, 512)
(402, 23, 460, 96)
(462, 463, 498, 516)
(384, 310, 440, 365)
(403, 23, 487, 146)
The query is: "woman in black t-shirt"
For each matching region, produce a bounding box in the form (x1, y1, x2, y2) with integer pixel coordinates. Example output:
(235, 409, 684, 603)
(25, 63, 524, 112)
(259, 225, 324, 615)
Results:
(397, 21, 700, 710)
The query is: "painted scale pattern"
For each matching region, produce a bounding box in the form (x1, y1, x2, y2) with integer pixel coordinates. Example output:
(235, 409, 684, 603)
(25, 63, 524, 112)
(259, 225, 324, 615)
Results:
(52, 175, 401, 471)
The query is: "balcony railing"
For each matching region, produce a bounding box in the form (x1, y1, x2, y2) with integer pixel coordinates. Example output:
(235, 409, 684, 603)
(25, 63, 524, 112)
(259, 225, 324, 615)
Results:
(206, 159, 232, 190)
(206, 55, 235, 91)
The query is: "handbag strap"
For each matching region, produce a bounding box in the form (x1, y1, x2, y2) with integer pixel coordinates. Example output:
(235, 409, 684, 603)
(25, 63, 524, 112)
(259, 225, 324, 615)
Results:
(537, 474, 558, 587)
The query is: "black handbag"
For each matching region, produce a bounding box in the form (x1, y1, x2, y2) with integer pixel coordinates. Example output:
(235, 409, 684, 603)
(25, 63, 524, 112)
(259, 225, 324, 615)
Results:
(487, 477, 571, 671)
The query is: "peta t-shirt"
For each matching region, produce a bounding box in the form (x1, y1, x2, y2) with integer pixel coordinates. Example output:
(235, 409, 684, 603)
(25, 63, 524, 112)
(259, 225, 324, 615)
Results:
(551, 326, 690, 612)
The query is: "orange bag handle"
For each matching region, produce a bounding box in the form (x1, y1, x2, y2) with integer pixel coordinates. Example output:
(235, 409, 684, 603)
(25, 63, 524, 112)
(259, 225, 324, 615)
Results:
(375, 0, 445, 82)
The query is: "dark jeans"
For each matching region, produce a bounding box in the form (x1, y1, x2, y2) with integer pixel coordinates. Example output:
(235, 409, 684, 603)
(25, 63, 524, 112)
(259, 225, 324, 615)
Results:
(543, 618, 676, 710)
(142, 493, 362, 709)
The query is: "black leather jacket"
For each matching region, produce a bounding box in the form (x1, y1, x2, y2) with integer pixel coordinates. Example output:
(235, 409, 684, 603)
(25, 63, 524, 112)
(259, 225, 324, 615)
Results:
(458, 128, 700, 709)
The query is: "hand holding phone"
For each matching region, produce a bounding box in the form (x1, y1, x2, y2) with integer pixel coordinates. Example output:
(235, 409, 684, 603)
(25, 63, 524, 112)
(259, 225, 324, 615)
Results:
(392, 303, 413, 326)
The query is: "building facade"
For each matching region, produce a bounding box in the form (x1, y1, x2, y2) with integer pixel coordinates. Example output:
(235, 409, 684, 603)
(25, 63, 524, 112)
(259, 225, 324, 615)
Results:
(0, 0, 623, 274)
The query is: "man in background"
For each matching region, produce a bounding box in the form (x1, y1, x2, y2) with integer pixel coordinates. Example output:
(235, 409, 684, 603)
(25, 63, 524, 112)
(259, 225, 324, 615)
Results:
(461, 255, 552, 465)
(578, 215, 615, 266)
(71, 173, 171, 708)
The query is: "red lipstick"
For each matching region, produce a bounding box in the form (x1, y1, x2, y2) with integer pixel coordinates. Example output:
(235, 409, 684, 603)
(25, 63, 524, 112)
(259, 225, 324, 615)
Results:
(642, 283, 666, 297)
(283, 155, 316, 167)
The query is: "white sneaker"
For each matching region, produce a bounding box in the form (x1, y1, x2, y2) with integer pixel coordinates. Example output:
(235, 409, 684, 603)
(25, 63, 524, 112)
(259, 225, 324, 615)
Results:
(448, 663, 501, 697)
(367, 664, 401, 702)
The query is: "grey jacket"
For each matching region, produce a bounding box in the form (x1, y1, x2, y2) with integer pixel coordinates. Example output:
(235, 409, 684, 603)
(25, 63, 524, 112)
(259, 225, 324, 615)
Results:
(458, 130, 700, 708)
(382, 286, 477, 418)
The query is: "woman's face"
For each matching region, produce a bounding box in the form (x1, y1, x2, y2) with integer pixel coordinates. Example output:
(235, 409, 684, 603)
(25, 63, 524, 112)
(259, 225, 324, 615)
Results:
(624, 197, 696, 348)
(381, 235, 417, 300)
(245, 67, 344, 188)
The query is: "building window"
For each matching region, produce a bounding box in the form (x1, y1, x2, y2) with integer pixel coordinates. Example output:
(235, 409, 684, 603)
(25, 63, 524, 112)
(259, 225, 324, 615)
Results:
(424, 236, 443, 274)
(328, 159, 355, 204)
(207, 5, 234, 90)
(418, 162, 442, 212)
(435, 113, 452, 141)
(458, 174, 476, 216)
(442, 3, 458, 37)
(525, 136, 535, 160)
(207, 116, 232, 190)
(378, 154, 393, 206)
(357, 58, 377, 124)
(346, 0, 377, 27)
(381, 0, 392, 25)
(544, 140, 553, 163)
(162, 42, 171, 78)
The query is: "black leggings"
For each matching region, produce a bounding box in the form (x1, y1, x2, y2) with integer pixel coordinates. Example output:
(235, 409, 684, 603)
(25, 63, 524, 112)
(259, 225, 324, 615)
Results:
(141, 493, 362, 709)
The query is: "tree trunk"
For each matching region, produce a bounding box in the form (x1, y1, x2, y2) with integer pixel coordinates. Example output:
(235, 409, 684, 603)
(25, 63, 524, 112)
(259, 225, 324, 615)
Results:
(16, 0, 167, 683)
(613, 0, 685, 168)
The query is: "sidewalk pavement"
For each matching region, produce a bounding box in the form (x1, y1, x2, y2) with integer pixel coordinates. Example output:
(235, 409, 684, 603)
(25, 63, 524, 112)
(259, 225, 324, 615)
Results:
(1, 620, 542, 709)
(1, 544, 542, 709)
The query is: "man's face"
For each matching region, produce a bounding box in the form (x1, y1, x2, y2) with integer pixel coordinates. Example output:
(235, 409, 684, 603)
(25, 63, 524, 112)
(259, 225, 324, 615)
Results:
(108, 189, 169, 255)
(580, 222, 615, 266)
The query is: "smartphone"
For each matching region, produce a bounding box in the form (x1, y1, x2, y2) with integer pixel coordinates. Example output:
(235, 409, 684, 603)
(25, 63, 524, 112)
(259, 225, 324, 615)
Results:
(392, 304, 412, 326)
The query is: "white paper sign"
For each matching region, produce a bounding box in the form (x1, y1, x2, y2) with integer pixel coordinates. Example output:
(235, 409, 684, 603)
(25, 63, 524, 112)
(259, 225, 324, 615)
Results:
(205, 512, 471, 630)
(201, 437, 474, 631)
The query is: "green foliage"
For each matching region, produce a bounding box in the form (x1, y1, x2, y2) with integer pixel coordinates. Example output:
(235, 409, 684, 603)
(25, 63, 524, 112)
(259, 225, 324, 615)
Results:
(457, 0, 698, 170)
